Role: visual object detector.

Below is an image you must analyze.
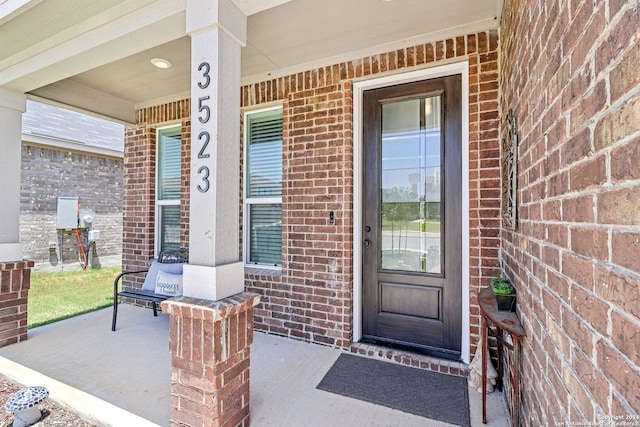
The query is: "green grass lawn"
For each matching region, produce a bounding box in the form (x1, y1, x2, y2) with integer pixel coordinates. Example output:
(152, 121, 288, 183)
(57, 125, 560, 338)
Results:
(28, 266, 120, 329)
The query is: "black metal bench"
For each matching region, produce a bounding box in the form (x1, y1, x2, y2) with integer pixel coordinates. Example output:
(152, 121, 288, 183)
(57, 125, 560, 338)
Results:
(111, 249, 188, 331)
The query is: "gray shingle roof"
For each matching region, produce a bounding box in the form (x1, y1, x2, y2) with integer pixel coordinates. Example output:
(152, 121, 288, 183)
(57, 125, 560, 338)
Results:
(22, 100, 124, 152)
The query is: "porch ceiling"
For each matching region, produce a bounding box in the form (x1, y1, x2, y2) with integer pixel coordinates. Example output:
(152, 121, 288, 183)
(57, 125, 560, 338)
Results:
(0, 0, 502, 123)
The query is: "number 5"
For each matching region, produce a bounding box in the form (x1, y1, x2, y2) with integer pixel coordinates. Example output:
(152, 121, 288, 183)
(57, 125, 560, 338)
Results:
(198, 96, 210, 123)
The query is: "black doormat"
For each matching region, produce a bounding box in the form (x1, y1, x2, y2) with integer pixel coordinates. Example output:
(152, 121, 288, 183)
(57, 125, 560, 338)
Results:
(317, 353, 470, 426)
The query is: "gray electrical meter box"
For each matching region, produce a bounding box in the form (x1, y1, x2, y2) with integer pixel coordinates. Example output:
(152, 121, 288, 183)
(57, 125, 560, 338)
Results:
(79, 210, 95, 228)
(57, 197, 79, 229)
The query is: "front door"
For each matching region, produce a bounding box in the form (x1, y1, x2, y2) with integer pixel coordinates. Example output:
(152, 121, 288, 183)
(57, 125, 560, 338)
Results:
(362, 75, 462, 360)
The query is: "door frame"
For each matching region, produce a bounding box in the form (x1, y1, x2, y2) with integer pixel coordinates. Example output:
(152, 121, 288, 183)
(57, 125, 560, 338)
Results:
(353, 61, 471, 363)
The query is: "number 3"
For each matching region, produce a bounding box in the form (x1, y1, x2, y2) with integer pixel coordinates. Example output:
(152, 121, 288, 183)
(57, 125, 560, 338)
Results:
(197, 166, 210, 193)
(198, 62, 210, 89)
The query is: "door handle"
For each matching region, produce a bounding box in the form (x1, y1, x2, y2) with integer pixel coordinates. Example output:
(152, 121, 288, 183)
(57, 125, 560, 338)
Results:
(363, 239, 371, 247)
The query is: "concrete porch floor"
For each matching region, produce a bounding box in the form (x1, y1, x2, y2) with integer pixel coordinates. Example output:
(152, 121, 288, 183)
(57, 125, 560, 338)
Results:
(0, 305, 509, 426)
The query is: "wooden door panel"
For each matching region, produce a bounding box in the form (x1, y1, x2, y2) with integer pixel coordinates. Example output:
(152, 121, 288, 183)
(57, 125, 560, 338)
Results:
(380, 282, 441, 320)
(376, 314, 444, 346)
(362, 75, 462, 359)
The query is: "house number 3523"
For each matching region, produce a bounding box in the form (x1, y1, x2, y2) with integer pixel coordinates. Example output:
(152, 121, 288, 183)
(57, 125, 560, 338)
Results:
(196, 61, 211, 193)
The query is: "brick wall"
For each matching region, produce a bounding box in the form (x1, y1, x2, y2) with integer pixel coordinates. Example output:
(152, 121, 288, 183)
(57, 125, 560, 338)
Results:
(20, 144, 123, 270)
(242, 78, 355, 348)
(499, 0, 640, 424)
(242, 31, 501, 351)
(123, 31, 501, 353)
(122, 101, 190, 290)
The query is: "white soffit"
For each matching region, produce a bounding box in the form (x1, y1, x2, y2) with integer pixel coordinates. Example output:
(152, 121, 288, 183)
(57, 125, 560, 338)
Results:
(0, 0, 186, 91)
(0, 0, 44, 26)
(242, 0, 500, 82)
(0, 0, 500, 121)
(69, 0, 499, 106)
(0, 0, 127, 60)
(66, 37, 191, 106)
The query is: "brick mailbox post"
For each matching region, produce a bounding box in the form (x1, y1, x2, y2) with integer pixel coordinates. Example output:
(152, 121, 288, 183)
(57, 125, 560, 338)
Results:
(161, 292, 260, 427)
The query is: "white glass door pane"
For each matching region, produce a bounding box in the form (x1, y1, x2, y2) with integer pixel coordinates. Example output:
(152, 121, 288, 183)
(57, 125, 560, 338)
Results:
(380, 96, 442, 274)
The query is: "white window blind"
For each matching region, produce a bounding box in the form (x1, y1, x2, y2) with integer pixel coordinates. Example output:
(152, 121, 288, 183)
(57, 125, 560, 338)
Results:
(159, 204, 180, 252)
(156, 126, 181, 253)
(245, 108, 283, 267)
(248, 203, 282, 266)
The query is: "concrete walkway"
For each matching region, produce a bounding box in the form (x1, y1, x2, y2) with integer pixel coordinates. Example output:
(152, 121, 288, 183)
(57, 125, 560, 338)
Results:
(0, 305, 509, 426)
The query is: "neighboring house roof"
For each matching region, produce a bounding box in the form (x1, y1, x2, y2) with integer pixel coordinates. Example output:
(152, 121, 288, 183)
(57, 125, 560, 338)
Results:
(21, 100, 124, 158)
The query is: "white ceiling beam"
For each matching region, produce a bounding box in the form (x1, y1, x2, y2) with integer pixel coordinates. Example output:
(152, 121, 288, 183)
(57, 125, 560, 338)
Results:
(231, 0, 291, 16)
(0, 0, 161, 72)
(22, 133, 124, 159)
(0, 0, 186, 92)
(29, 81, 137, 125)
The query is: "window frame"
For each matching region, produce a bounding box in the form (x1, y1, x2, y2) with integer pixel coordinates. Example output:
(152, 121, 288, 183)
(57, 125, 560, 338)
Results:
(243, 106, 283, 270)
(155, 124, 182, 257)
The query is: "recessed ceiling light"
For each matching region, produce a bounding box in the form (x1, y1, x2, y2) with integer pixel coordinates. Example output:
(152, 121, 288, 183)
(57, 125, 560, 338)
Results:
(151, 58, 172, 69)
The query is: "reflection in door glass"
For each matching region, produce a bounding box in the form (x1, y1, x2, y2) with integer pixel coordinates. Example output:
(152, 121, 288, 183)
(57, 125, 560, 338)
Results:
(380, 96, 442, 274)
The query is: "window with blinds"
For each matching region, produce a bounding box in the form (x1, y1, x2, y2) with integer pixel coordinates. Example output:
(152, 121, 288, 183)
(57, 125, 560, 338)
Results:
(156, 126, 181, 254)
(244, 108, 283, 267)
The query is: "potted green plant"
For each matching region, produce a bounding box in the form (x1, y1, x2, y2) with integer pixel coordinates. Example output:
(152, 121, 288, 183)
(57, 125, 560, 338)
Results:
(491, 277, 516, 312)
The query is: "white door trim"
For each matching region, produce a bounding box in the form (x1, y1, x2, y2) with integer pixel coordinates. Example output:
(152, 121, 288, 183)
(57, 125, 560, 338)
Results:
(352, 61, 471, 363)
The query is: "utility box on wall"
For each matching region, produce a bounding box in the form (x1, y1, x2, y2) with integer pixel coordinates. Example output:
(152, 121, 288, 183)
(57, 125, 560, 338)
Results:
(56, 197, 78, 229)
(78, 210, 95, 228)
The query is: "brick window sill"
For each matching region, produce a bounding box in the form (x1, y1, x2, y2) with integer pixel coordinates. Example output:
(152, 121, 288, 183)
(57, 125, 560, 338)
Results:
(244, 266, 282, 278)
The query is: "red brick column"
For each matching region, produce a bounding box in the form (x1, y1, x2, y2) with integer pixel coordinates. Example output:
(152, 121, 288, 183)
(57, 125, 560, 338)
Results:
(0, 261, 34, 347)
(161, 292, 260, 427)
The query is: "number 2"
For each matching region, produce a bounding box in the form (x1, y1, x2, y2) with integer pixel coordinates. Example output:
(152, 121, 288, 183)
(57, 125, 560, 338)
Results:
(197, 131, 210, 159)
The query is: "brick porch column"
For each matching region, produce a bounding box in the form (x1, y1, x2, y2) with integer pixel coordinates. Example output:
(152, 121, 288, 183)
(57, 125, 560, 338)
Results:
(161, 292, 260, 427)
(0, 261, 34, 347)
